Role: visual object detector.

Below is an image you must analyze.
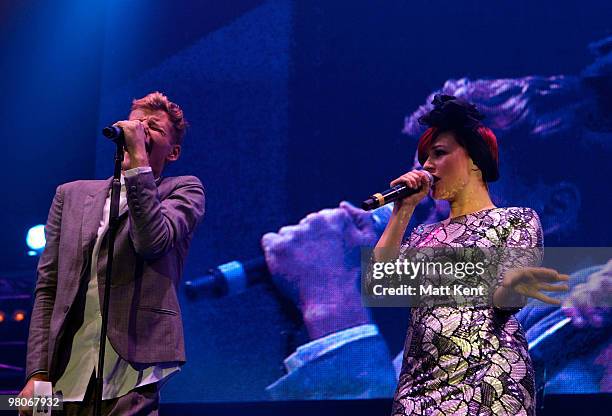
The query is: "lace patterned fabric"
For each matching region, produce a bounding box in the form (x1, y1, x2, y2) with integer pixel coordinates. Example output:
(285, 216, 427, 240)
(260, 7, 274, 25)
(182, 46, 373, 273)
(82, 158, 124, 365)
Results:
(392, 207, 543, 416)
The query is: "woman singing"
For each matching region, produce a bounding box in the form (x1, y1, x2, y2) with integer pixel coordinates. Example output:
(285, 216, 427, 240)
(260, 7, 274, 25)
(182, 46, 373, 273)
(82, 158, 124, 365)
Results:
(376, 95, 569, 415)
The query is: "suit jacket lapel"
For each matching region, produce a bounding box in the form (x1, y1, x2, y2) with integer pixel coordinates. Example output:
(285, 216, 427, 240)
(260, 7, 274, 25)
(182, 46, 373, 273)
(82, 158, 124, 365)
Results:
(81, 174, 160, 264)
(80, 179, 112, 260)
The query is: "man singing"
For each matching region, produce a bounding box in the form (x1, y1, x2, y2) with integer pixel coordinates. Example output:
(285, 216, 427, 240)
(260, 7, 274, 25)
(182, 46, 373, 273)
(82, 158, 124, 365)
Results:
(19, 92, 205, 415)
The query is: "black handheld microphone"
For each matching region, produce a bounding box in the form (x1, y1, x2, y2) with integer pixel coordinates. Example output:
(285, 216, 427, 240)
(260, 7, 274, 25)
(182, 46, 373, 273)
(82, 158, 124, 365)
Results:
(361, 171, 433, 211)
(102, 125, 124, 144)
(183, 204, 394, 299)
(184, 257, 268, 299)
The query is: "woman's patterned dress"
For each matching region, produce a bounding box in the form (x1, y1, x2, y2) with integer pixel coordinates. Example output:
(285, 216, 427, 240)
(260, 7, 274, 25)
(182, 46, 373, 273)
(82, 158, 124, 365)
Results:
(392, 207, 543, 416)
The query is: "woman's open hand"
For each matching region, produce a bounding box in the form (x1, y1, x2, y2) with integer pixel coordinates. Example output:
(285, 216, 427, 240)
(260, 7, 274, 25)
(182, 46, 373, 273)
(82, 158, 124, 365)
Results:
(502, 266, 569, 305)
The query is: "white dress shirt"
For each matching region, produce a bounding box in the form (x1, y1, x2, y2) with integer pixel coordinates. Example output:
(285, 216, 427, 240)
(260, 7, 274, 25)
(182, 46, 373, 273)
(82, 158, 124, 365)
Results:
(54, 167, 180, 401)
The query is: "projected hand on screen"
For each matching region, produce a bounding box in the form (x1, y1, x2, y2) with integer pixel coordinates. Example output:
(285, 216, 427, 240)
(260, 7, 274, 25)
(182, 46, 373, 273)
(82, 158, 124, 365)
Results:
(261, 201, 377, 340)
(563, 259, 612, 328)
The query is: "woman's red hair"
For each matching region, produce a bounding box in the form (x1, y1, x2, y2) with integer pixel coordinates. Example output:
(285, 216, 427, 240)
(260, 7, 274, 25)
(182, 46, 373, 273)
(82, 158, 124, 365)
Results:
(416, 126, 498, 168)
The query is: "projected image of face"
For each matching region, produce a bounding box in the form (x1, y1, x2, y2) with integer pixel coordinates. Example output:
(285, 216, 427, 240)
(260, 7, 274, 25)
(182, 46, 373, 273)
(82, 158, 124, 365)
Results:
(413, 142, 548, 226)
(408, 76, 611, 246)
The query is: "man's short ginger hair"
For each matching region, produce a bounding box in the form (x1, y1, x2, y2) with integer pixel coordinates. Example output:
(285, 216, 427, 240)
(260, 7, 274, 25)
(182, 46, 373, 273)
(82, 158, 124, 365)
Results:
(131, 92, 188, 144)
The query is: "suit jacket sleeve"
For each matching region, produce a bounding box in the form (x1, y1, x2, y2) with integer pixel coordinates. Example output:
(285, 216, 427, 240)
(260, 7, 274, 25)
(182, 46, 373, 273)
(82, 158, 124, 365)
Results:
(25, 185, 64, 380)
(124, 171, 205, 260)
(266, 330, 397, 400)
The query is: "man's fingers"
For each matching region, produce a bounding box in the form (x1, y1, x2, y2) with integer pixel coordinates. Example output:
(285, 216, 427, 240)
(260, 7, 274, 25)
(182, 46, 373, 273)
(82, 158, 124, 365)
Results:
(261, 232, 275, 248)
(562, 305, 588, 327)
(114, 120, 138, 129)
(585, 307, 604, 327)
(339, 201, 373, 231)
(300, 212, 318, 224)
(278, 225, 299, 236)
(262, 232, 290, 253)
(339, 200, 360, 215)
(602, 258, 612, 273)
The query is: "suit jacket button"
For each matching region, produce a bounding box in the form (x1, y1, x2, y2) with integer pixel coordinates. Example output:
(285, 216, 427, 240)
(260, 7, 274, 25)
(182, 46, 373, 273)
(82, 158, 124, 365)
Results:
(130, 186, 137, 191)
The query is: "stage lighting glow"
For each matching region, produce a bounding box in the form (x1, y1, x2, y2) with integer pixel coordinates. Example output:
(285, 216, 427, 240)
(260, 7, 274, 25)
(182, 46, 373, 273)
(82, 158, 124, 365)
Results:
(26, 224, 46, 251)
(13, 310, 26, 322)
(0, 311, 5, 323)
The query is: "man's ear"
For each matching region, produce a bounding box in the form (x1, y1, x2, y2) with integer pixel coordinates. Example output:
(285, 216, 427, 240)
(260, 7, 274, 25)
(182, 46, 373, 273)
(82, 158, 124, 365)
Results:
(166, 144, 181, 163)
(541, 182, 581, 235)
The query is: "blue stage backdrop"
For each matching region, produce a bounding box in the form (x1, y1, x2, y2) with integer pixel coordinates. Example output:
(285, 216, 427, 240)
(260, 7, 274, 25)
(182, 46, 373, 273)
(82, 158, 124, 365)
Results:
(1, 0, 611, 406)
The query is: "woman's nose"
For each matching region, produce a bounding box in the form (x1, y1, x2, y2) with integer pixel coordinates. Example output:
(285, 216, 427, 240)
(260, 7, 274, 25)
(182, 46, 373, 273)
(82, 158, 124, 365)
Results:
(423, 159, 435, 172)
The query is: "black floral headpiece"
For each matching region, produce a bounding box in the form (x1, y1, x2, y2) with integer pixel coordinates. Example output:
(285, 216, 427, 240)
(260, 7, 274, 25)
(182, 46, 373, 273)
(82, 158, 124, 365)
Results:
(418, 94, 499, 182)
(418, 94, 485, 130)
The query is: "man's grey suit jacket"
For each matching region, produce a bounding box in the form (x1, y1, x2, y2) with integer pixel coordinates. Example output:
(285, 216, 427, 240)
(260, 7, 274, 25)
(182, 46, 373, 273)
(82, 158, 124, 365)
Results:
(25, 171, 205, 382)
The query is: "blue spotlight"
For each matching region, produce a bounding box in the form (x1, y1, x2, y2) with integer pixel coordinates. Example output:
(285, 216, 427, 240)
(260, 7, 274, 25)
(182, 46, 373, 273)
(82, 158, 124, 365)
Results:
(26, 224, 46, 255)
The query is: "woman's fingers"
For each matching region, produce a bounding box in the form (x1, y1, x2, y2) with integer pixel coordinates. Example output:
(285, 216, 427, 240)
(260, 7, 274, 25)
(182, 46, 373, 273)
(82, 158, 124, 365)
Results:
(530, 268, 569, 303)
(534, 267, 559, 281)
(523, 267, 569, 283)
(415, 170, 431, 185)
(390, 170, 427, 189)
(531, 291, 563, 306)
(538, 282, 569, 292)
(511, 267, 569, 304)
(557, 273, 570, 282)
(390, 175, 414, 188)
